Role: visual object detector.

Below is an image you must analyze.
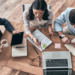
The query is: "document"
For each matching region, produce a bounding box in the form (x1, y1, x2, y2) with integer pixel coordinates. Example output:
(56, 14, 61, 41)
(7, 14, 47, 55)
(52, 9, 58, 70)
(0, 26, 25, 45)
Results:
(27, 29, 52, 51)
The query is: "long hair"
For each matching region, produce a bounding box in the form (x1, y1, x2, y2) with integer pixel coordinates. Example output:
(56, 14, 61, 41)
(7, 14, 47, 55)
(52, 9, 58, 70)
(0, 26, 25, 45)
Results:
(26, 0, 49, 20)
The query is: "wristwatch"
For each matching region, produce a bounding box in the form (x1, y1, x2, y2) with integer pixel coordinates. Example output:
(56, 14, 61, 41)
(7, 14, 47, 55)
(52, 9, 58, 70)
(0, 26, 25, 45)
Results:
(59, 35, 65, 39)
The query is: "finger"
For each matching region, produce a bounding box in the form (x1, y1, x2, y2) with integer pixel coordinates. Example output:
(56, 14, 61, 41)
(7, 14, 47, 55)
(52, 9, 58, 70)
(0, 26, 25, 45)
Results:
(0, 46, 2, 49)
(0, 50, 2, 53)
(73, 45, 75, 47)
(35, 41, 40, 46)
(52, 33, 53, 36)
(67, 40, 71, 44)
(65, 40, 69, 44)
(38, 41, 41, 45)
(72, 42, 75, 45)
(48, 33, 51, 36)
(68, 38, 71, 43)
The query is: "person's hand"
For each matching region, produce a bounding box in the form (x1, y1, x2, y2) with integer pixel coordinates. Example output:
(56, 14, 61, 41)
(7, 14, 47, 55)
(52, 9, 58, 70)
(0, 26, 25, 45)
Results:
(48, 29, 54, 36)
(12, 30, 20, 34)
(32, 37, 41, 47)
(0, 45, 3, 53)
(62, 37, 71, 44)
(72, 42, 75, 47)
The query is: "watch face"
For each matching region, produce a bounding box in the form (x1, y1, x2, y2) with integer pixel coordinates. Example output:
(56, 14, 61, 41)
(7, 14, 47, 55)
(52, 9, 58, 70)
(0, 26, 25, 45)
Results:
(59, 35, 65, 39)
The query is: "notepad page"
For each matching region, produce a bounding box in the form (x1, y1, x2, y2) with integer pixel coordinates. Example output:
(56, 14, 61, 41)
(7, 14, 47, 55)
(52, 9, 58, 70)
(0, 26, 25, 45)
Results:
(64, 38, 75, 56)
(27, 29, 52, 51)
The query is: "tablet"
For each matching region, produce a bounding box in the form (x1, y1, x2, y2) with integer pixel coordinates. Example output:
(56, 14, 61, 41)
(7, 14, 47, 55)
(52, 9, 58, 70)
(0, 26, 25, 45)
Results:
(11, 32, 24, 46)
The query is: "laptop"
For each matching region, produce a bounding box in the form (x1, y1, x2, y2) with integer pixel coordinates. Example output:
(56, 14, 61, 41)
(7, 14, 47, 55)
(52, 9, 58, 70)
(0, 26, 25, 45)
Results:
(42, 51, 75, 75)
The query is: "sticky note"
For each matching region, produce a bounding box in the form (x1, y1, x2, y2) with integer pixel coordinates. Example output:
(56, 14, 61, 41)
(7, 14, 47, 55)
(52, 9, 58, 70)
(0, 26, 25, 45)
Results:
(43, 44, 47, 49)
(55, 43, 61, 49)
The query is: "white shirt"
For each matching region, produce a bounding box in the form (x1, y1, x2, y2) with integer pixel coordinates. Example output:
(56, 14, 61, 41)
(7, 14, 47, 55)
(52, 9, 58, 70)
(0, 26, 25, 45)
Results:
(23, 8, 54, 35)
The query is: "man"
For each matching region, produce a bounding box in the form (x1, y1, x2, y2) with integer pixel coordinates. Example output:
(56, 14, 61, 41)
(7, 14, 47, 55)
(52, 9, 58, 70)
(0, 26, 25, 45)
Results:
(54, 7, 75, 47)
(0, 18, 20, 53)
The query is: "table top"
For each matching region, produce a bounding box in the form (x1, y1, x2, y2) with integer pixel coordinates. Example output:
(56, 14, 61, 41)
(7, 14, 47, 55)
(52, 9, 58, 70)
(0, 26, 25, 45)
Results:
(0, 21, 75, 75)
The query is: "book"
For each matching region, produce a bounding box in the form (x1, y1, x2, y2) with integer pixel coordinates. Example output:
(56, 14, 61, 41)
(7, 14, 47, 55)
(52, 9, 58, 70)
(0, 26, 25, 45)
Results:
(27, 29, 52, 51)
(64, 38, 75, 56)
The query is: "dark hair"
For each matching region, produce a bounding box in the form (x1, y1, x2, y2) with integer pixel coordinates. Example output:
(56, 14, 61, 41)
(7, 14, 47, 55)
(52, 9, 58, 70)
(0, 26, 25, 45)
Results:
(27, 0, 49, 20)
(69, 9, 75, 25)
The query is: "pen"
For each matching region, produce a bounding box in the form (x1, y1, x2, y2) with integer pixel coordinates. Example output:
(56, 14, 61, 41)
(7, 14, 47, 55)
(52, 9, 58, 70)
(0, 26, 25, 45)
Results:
(39, 45, 45, 54)
(16, 46, 25, 48)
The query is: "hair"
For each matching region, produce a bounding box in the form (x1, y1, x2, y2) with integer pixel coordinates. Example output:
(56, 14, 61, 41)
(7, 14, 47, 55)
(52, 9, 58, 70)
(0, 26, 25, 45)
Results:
(69, 9, 75, 25)
(26, 0, 49, 20)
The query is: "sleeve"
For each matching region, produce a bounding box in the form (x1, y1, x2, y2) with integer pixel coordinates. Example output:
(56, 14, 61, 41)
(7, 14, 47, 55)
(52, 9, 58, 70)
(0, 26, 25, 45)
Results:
(23, 9, 31, 35)
(47, 10, 54, 25)
(0, 18, 14, 33)
(54, 10, 66, 32)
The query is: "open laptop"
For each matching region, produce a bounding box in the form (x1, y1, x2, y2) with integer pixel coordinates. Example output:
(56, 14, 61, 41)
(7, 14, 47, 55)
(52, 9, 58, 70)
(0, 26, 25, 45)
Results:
(42, 51, 75, 75)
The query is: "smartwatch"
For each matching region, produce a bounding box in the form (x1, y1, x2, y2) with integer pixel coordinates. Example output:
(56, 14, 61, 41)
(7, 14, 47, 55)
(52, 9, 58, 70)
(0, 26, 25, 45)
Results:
(59, 35, 65, 39)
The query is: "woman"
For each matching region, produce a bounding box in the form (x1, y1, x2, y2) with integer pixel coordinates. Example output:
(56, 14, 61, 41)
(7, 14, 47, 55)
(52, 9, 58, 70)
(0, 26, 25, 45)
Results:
(23, 0, 54, 46)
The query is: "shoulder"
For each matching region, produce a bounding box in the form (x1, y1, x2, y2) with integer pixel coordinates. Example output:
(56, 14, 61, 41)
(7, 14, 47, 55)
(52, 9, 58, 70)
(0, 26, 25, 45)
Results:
(65, 7, 75, 13)
(23, 8, 29, 16)
(48, 10, 54, 19)
(48, 10, 54, 17)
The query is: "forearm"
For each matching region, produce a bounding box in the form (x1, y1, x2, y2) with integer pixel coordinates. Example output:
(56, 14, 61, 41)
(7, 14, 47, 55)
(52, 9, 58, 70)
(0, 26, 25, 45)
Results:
(48, 24, 52, 32)
(58, 31, 64, 36)
(27, 33, 34, 39)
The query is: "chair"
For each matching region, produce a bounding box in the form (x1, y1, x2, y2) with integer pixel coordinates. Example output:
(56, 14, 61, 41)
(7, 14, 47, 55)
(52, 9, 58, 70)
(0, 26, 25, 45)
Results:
(22, 4, 51, 12)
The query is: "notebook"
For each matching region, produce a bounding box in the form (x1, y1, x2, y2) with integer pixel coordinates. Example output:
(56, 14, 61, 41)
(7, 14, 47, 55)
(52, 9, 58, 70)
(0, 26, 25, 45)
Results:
(64, 38, 75, 56)
(27, 29, 52, 51)
(12, 38, 27, 57)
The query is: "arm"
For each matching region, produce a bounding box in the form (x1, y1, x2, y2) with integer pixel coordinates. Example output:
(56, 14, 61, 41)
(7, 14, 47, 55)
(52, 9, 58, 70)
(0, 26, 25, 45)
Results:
(47, 10, 54, 35)
(23, 9, 33, 38)
(54, 11, 66, 36)
(0, 18, 14, 33)
(23, 10, 41, 46)
(54, 10, 71, 44)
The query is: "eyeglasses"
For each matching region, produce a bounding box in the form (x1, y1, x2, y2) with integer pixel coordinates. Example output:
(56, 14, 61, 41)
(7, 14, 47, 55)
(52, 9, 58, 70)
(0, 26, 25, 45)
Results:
(29, 46, 41, 67)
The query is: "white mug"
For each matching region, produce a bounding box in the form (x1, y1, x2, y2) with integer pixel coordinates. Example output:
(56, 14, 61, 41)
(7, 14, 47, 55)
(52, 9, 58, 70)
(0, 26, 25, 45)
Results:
(1, 39, 9, 48)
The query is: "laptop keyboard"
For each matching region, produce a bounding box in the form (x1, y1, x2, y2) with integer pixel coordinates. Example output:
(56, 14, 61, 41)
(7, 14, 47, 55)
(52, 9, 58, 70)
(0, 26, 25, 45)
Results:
(46, 70, 68, 75)
(46, 59, 68, 67)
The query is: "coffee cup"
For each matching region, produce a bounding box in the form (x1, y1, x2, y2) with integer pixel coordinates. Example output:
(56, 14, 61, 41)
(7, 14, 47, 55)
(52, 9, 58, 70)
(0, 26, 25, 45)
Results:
(1, 39, 9, 48)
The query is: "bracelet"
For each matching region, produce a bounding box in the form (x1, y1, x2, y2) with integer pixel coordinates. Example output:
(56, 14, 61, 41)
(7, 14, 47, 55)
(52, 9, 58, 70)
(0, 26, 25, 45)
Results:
(31, 36, 35, 40)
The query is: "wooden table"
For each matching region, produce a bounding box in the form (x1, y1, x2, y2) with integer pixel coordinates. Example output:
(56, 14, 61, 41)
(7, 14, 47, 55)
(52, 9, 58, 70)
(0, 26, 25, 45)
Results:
(0, 21, 75, 75)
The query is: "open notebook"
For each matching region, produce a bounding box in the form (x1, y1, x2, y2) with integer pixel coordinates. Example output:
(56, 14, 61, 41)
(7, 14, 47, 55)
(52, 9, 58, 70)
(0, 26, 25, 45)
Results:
(27, 29, 52, 51)
(64, 38, 75, 56)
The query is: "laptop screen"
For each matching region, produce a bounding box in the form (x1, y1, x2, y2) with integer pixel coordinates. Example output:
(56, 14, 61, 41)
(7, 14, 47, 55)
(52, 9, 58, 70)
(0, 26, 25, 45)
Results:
(43, 69, 75, 75)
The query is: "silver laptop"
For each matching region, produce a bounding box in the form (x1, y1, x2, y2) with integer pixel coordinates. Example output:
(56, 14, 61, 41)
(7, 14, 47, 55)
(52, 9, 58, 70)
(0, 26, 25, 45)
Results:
(42, 51, 74, 75)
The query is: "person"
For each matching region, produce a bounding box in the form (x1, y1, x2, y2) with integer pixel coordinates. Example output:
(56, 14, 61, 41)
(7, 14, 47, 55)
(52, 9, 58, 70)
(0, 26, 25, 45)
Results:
(23, 0, 54, 47)
(0, 18, 20, 53)
(54, 7, 75, 47)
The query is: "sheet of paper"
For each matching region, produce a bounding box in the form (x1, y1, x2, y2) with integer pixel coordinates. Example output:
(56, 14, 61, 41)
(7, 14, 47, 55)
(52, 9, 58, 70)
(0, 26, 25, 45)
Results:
(27, 29, 52, 51)
(64, 38, 75, 56)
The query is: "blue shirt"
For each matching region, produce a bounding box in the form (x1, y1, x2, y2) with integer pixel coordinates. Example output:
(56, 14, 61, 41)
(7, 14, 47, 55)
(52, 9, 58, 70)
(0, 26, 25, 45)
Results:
(54, 7, 75, 36)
